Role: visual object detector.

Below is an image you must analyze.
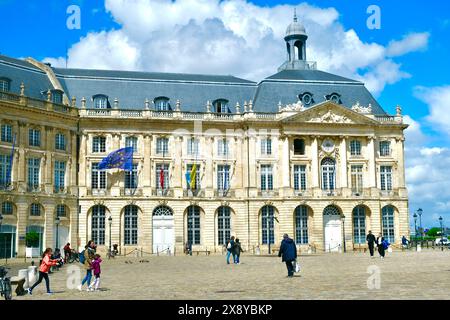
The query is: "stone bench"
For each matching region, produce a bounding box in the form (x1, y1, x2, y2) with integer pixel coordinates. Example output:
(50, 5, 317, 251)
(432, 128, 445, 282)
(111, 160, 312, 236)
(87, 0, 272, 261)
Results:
(10, 276, 26, 296)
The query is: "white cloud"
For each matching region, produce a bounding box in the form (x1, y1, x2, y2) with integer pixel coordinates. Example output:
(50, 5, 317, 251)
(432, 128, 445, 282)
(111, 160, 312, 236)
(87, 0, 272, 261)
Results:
(43, 0, 429, 96)
(386, 32, 430, 57)
(415, 85, 450, 136)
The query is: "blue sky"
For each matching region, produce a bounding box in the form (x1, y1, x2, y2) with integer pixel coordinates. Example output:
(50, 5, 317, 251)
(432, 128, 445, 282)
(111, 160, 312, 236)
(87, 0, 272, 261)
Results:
(1, 0, 449, 229)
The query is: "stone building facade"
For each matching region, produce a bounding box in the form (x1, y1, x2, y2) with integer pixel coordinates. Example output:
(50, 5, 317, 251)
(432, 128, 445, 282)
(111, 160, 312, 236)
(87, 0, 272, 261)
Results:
(0, 15, 409, 257)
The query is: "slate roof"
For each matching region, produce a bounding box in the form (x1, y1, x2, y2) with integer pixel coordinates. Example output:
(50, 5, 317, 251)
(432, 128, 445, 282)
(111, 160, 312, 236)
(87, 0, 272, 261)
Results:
(0, 54, 386, 115)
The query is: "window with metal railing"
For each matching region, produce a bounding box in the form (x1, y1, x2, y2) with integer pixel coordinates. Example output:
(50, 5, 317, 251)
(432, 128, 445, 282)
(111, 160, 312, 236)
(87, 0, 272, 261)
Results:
(27, 158, 40, 191)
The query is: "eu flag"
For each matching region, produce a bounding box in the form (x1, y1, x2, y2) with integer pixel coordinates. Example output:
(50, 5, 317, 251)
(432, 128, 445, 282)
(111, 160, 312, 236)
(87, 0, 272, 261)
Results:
(98, 147, 133, 171)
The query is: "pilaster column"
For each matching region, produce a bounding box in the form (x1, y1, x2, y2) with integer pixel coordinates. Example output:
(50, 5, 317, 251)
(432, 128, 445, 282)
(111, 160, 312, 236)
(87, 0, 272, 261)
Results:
(340, 136, 348, 188)
(397, 137, 406, 188)
(143, 135, 151, 190)
(79, 133, 87, 187)
(311, 136, 319, 188)
(281, 135, 290, 189)
(367, 136, 376, 188)
(173, 136, 182, 189)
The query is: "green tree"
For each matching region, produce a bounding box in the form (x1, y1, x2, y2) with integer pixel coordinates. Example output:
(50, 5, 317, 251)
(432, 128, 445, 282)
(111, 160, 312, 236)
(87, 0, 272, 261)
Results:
(425, 227, 441, 237)
(25, 231, 40, 247)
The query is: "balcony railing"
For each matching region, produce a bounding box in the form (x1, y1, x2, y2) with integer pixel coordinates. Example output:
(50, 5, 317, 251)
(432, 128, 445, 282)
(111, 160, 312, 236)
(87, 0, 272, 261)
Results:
(0, 92, 20, 102)
(293, 189, 312, 197)
(87, 188, 108, 196)
(258, 190, 279, 197)
(0, 182, 16, 192)
(54, 186, 67, 194)
(152, 188, 174, 197)
(183, 189, 204, 197)
(27, 184, 43, 193)
(214, 189, 235, 198)
(321, 189, 343, 197)
(121, 188, 143, 196)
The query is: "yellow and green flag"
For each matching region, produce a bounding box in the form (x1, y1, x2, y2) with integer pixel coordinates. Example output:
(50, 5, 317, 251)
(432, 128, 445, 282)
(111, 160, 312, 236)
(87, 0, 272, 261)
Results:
(189, 164, 197, 190)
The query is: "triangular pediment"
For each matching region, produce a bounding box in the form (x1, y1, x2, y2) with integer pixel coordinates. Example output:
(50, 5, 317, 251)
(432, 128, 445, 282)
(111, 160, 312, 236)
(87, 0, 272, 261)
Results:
(281, 101, 379, 125)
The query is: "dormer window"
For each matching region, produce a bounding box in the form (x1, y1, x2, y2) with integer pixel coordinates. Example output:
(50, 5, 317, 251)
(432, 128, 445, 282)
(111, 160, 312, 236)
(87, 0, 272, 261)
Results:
(51, 90, 63, 104)
(299, 92, 313, 106)
(154, 97, 171, 111)
(213, 99, 230, 113)
(326, 93, 341, 104)
(93, 95, 109, 109)
(0, 78, 11, 92)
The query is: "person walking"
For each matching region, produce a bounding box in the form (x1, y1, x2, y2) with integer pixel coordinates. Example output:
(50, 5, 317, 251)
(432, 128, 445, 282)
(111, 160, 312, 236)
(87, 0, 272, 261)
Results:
(226, 236, 235, 264)
(233, 238, 244, 264)
(366, 231, 376, 258)
(78, 240, 96, 291)
(278, 234, 297, 277)
(28, 248, 60, 295)
(376, 233, 386, 259)
(63, 243, 71, 263)
(88, 254, 102, 291)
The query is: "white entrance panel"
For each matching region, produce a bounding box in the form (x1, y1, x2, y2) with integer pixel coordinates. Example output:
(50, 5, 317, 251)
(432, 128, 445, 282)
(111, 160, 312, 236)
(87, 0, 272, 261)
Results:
(324, 215, 342, 252)
(152, 215, 174, 255)
(53, 226, 70, 251)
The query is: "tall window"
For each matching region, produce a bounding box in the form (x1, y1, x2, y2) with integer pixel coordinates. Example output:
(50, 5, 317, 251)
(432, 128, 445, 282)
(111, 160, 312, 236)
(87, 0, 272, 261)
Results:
(217, 165, 230, 191)
(321, 158, 335, 191)
(380, 166, 393, 191)
(55, 133, 66, 151)
(351, 165, 363, 194)
(156, 137, 169, 155)
(27, 158, 40, 190)
(0, 78, 11, 92)
(125, 136, 138, 152)
(30, 203, 41, 216)
(1, 124, 12, 143)
(187, 137, 199, 156)
(261, 138, 272, 155)
(91, 205, 106, 245)
(56, 204, 66, 217)
(2, 202, 13, 215)
(353, 206, 366, 244)
(260, 165, 273, 191)
(155, 163, 169, 190)
(124, 205, 138, 245)
(294, 139, 305, 155)
(154, 97, 171, 111)
(382, 206, 395, 243)
(186, 164, 201, 190)
(217, 139, 229, 157)
(213, 99, 229, 113)
(261, 206, 275, 244)
(293, 165, 307, 191)
(54, 161, 66, 192)
(125, 164, 138, 189)
(91, 163, 106, 189)
(350, 140, 361, 156)
(51, 90, 63, 104)
(295, 206, 308, 244)
(93, 95, 108, 109)
(379, 141, 391, 157)
(92, 136, 106, 153)
(0, 154, 11, 187)
(187, 206, 201, 245)
(29, 129, 41, 147)
(217, 206, 231, 245)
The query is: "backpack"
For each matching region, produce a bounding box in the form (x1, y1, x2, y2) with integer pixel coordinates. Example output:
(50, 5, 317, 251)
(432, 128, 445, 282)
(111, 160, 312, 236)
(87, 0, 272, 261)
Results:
(382, 240, 390, 250)
(227, 242, 232, 250)
(79, 250, 85, 264)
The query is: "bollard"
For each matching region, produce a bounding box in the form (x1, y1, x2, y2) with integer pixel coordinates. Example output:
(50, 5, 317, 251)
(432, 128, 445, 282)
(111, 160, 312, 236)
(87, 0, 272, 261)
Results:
(417, 244, 422, 252)
(18, 269, 29, 289)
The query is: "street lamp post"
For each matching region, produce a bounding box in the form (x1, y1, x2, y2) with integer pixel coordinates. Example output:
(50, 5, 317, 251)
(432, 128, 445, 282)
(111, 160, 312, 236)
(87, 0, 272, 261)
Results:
(108, 216, 113, 258)
(342, 215, 346, 253)
(417, 208, 423, 239)
(439, 216, 444, 252)
(55, 216, 60, 251)
(413, 212, 418, 244)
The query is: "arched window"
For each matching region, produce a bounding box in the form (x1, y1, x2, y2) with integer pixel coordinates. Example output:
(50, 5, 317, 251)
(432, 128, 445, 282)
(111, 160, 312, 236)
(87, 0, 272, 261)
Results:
(323, 205, 340, 216)
(154, 97, 171, 111)
(293, 139, 305, 155)
(213, 99, 230, 113)
(382, 206, 395, 243)
(295, 206, 308, 244)
(217, 206, 231, 245)
(187, 206, 201, 245)
(0, 77, 11, 92)
(153, 206, 173, 216)
(91, 205, 106, 245)
(261, 205, 275, 244)
(327, 93, 341, 104)
(93, 95, 109, 109)
(1, 202, 14, 215)
(299, 92, 313, 106)
(321, 158, 336, 191)
(26, 225, 44, 251)
(30, 203, 41, 216)
(353, 206, 366, 244)
(124, 205, 138, 245)
(125, 136, 138, 152)
(56, 204, 66, 217)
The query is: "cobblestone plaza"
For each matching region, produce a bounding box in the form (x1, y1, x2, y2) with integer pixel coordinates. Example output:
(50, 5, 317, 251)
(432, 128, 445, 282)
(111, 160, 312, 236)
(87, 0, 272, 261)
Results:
(8, 250, 450, 300)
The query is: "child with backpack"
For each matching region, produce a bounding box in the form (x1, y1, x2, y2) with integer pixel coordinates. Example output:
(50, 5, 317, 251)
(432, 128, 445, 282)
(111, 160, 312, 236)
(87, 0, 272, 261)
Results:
(78, 241, 96, 291)
(28, 248, 60, 295)
(88, 254, 102, 291)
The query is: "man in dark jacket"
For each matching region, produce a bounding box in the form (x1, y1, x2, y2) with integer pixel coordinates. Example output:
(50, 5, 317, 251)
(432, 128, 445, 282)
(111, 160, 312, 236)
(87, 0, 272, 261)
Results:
(366, 231, 376, 257)
(278, 234, 297, 277)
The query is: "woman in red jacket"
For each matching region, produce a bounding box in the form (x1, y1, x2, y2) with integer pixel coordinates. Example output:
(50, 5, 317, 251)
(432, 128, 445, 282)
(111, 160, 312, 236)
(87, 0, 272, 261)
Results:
(28, 248, 59, 295)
